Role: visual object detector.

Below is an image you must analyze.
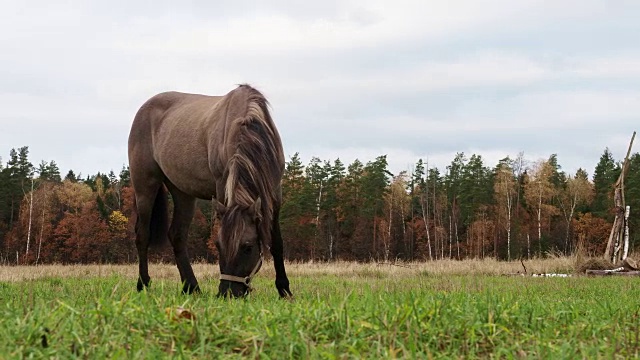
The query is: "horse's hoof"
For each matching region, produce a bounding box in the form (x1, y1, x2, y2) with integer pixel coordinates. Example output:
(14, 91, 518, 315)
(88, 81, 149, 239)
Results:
(137, 278, 150, 292)
(277, 285, 293, 298)
(276, 278, 292, 298)
(278, 288, 293, 299)
(182, 283, 201, 295)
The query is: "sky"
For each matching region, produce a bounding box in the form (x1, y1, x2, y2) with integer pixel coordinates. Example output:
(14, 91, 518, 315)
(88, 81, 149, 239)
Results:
(1, 0, 638, 180)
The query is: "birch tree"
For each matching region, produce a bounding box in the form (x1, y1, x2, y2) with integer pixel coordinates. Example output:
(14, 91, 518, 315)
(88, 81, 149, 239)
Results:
(306, 157, 326, 259)
(494, 158, 516, 260)
(323, 159, 345, 260)
(557, 169, 594, 254)
(383, 172, 410, 261)
(524, 159, 558, 256)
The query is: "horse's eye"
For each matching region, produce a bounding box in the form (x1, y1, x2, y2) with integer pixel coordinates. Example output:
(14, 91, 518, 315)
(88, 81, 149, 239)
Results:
(241, 244, 252, 254)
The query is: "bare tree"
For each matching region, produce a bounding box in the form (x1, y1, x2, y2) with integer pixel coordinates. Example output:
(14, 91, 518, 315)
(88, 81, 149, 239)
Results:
(494, 161, 516, 260)
(25, 176, 34, 259)
(524, 159, 558, 257)
(557, 170, 593, 254)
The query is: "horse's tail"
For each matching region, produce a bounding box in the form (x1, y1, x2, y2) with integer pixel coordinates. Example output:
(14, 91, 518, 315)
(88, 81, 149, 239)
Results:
(134, 186, 169, 247)
(149, 186, 169, 247)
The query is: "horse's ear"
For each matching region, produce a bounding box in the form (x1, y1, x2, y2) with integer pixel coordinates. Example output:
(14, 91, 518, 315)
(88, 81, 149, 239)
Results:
(212, 199, 227, 218)
(250, 197, 262, 222)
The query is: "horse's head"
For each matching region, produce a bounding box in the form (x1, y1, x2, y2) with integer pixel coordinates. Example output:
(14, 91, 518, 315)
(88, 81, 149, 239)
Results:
(213, 197, 263, 298)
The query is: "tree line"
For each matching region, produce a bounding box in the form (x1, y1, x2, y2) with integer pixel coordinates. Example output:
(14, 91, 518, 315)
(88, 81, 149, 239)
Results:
(0, 146, 638, 265)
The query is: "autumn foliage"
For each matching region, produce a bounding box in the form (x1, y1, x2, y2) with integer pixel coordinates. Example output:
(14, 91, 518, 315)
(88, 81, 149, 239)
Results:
(0, 146, 639, 265)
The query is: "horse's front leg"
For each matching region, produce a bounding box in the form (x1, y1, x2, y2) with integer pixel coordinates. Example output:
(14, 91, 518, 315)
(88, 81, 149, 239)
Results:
(270, 209, 292, 298)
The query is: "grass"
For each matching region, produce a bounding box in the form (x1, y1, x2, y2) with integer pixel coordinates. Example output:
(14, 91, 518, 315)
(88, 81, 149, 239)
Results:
(1, 259, 639, 359)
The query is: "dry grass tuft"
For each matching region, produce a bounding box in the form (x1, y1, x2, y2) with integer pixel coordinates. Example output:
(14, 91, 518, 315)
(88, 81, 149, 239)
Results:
(575, 258, 615, 274)
(0, 257, 578, 282)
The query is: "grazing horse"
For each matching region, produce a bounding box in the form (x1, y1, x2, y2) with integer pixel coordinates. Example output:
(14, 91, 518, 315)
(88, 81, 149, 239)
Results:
(128, 84, 292, 298)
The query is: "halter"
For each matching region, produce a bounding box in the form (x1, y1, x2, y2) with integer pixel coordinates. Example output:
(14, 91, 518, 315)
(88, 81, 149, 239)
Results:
(219, 254, 263, 291)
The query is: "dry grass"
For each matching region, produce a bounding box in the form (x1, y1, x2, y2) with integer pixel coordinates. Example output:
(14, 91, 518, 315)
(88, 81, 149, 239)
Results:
(0, 256, 578, 282)
(575, 257, 615, 274)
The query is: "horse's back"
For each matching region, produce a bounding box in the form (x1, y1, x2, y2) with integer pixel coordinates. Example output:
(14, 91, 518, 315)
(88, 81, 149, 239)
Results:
(128, 91, 227, 198)
(131, 91, 221, 128)
(128, 91, 223, 149)
(128, 85, 282, 201)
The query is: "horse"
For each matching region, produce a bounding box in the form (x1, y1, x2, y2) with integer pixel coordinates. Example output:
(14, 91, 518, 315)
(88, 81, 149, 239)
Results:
(128, 84, 292, 298)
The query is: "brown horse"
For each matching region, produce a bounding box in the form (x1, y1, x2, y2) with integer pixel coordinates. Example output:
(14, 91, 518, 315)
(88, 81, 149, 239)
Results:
(128, 84, 292, 298)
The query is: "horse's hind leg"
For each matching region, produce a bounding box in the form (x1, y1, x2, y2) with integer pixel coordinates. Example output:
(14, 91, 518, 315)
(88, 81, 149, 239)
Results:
(166, 184, 200, 294)
(134, 183, 163, 291)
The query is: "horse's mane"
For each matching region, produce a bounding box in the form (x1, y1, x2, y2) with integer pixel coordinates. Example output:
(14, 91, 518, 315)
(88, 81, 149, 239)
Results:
(220, 85, 283, 260)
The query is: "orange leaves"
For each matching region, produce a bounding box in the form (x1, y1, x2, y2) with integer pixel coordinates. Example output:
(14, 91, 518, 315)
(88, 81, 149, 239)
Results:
(573, 213, 612, 255)
(120, 186, 136, 219)
(52, 202, 110, 263)
(54, 180, 93, 214)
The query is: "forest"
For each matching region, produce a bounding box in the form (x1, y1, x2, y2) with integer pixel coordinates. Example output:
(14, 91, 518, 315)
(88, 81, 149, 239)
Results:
(0, 146, 638, 265)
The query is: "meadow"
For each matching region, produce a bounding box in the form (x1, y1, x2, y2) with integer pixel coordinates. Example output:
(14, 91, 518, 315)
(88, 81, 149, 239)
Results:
(1, 258, 639, 359)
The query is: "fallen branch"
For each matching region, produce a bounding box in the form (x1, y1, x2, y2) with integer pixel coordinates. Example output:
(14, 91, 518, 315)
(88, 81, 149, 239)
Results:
(503, 272, 572, 277)
(622, 258, 639, 271)
(586, 269, 640, 276)
(376, 262, 412, 269)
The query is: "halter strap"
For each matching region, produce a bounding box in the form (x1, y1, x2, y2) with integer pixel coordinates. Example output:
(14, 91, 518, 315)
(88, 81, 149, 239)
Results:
(219, 255, 263, 290)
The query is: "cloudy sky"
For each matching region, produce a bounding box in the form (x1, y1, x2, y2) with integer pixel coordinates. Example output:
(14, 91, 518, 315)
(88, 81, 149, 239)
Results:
(1, 0, 638, 180)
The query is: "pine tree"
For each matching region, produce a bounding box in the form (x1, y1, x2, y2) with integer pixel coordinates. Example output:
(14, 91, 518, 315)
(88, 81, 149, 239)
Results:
(411, 159, 426, 209)
(119, 166, 131, 187)
(592, 148, 620, 220)
(548, 154, 566, 189)
(410, 159, 428, 260)
(0, 157, 6, 217)
(280, 153, 314, 260)
(3, 147, 33, 230)
(445, 152, 466, 258)
(0, 156, 7, 255)
(426, 167, 444, 259)
(460, 154, 492, 226)
(47, 161, 61, 182)
(64, 170, 78, 183)
(37, 161, 48, 180)
(337, 159, 364, 259)
(322, 159, 345, 260)
(357, 156, 391, 259)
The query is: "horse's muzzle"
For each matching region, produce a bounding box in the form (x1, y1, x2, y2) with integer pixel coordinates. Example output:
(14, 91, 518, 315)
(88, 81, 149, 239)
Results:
(217, 280, 249, 298)
(218, 255, 262, 298)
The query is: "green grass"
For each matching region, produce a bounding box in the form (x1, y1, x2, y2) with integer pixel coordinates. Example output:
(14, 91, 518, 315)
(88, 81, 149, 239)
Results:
(1, 269, 640, 359)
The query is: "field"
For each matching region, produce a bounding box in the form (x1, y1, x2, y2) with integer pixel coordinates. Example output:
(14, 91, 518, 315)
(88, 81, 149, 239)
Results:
(1, 258, 639, 359)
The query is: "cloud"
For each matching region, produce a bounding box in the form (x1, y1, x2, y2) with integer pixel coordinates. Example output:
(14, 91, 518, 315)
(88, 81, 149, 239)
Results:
(568, 54, 640, 79)
(0, 0, 639, 182)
